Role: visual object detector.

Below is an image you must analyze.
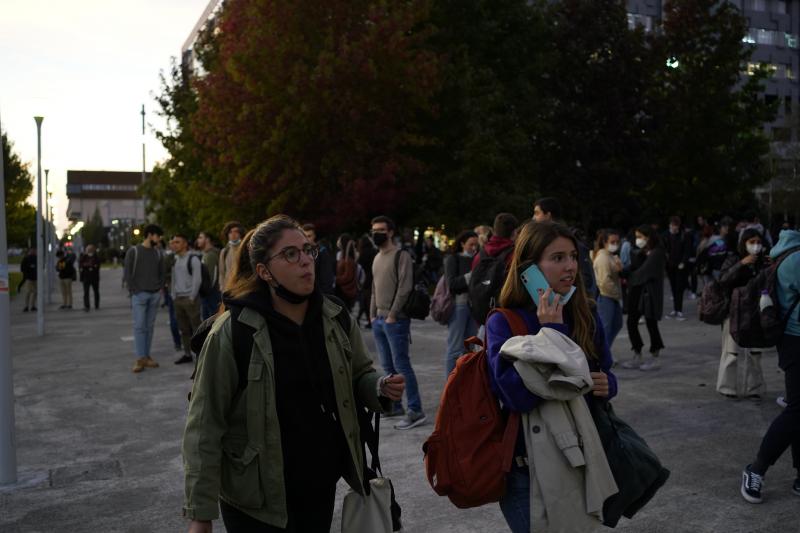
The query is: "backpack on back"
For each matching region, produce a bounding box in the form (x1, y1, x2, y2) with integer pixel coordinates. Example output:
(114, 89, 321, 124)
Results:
(698, 280, 728, 325)
(186, 254, 214, 298)
(430, 275, 454, 326)
(729, 246, 800, 348)
(468, 248, 513, 325)
(422, 308, 525, 509)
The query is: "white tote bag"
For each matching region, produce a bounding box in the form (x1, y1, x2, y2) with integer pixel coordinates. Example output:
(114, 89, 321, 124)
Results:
(341, 477, 394, 533)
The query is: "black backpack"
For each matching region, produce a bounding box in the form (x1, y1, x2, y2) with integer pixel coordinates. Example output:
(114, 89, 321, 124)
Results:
(467, 247, 513, 325)
(392, 250, 431, 320)
(189, 296, 352, 398)
(186, 254, 214, 298)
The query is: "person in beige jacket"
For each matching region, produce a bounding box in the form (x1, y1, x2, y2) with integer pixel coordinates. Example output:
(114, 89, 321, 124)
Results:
(593, 229, 624, 347)
(501, 329, 618, 533)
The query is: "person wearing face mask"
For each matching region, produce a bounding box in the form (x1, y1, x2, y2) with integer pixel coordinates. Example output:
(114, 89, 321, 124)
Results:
(663, 216, 691, 321)
(79, 244, 101, 311)
(593, 229, 624, 348)
(716, 228, 768, 399)
(621, 225, 666, 371)
(124, 224, 166, 373)
(443, 230, 479, 376)
(218, 221, 245, 291)
(182, 215, 404, 533)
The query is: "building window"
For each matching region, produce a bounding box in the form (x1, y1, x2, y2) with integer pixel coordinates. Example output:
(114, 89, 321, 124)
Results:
(626, 13, 653, 32)
(786, 33, 799, 48)
(743, 29, 800, 48)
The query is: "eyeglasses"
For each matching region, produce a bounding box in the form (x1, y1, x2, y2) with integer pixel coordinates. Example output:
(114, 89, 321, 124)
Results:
(267, 243, 319, 264)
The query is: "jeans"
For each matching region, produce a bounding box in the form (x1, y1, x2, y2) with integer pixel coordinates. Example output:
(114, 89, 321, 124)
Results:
(499, 468, 530, 533)
(372, 317, 422, 413)
(201, 289, 221, 321)
(445, 303, 477, 377)
(163, 292, 182, 349)
(132, 291, 161, 357)
(597, 295, 623, 348)
(756, 335, 800, 471)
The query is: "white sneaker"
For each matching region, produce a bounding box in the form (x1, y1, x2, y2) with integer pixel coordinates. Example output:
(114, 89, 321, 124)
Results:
(675, 311, 686, 321)
(688, 293, 697, 300)
(638, 317, 645, 325)
(621, 354, 643, 369)
(777, 396, 788, 408)
(640, 357, 660, 371)
(665, 311, 677, 319)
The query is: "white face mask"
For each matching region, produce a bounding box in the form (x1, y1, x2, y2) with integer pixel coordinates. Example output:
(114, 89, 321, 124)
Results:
(746, 243, 762, 256)
(607, 244, 620, 254)
(635, 238, 647, 249)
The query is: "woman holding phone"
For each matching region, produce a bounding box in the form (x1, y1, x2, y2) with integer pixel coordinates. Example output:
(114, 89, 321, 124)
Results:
(485, 221, 618, 532)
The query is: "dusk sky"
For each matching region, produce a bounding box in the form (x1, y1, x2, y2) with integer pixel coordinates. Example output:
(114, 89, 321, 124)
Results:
(1, 0, 213, 233)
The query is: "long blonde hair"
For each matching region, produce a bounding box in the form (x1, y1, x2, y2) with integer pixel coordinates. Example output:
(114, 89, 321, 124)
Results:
(499, 221, 598, 359)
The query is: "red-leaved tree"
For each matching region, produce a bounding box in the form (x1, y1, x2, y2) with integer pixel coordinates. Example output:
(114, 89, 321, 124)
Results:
(191, 0, 440, 231)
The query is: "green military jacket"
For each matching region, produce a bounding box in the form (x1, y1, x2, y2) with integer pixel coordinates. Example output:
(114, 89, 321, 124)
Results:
(182, 296, 389, 526)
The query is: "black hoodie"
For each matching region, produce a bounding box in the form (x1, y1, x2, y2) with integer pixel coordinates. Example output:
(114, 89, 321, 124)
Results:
(224, 284, 349, 509)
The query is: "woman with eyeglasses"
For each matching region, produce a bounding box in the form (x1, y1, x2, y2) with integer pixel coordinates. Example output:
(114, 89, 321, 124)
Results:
(182, 215, 404, 533)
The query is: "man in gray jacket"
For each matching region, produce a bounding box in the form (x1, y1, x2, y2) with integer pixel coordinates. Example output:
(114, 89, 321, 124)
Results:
(124, 224, 166, 373)
(170, 234, 202, 365)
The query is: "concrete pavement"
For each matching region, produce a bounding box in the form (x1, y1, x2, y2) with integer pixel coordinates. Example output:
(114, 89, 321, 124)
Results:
(1, 268, 799, 532)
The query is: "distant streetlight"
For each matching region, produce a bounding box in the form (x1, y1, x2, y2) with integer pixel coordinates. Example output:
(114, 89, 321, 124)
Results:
(34, 117, 44, 337)
(133, 228, 141, 236)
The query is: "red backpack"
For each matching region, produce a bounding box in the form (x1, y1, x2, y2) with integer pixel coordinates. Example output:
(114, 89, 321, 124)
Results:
(422, 308, 526, 508)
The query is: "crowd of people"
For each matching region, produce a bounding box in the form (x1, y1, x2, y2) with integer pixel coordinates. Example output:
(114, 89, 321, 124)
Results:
(21, 197, 798, 532)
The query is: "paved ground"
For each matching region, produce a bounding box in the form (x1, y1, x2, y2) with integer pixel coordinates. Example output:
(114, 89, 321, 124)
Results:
(1, 267, 799, 532)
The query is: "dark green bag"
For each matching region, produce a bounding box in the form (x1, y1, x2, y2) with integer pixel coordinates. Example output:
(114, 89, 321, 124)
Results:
(590, 401, 670, 528)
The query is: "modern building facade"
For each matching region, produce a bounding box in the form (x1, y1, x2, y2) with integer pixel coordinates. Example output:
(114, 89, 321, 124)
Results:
(66, 170, 149, 226)
(626, 0, 800, 224)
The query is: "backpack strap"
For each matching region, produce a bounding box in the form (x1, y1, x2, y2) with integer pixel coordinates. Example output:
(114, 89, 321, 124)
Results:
(484, 308, 526, 473)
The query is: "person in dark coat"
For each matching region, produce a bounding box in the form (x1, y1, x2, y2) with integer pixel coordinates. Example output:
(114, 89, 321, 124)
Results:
(663, 216, 691, 320)
(79, 245, 102, 311)
(20, 247, 38, 312)
(356, 234, 377, 328)
(716, 228, 768, 398)
(622, 225, 666, 371)
(443, 230, 479, 376)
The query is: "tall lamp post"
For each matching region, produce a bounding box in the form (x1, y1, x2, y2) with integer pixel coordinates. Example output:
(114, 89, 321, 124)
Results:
(34, 117, 44, 336)
(1, 110, 19, 485)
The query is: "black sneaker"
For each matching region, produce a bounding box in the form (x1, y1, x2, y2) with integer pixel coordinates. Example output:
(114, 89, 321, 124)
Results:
(174, 355, 193, 365)
(741, 465, 764, 504)
(793, 479, 800, 497)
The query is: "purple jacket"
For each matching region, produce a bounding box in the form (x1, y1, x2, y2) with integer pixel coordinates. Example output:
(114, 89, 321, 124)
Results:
(486, 307, 618, 414)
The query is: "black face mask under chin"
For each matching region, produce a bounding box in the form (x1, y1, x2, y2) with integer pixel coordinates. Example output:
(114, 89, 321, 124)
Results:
(266, 270, 311, 304)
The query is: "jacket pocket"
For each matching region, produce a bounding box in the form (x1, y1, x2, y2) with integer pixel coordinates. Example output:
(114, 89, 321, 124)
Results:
(220, 443, 264, 509)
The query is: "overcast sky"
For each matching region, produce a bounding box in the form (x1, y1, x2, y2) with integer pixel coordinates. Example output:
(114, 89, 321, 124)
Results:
(1, 0, 213, 233)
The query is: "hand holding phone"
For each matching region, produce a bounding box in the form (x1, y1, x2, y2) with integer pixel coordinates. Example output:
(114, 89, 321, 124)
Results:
(520, 263, 576, 306)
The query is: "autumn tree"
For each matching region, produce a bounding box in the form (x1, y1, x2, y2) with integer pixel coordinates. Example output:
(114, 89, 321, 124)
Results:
(188, 0, 440, 232)
(2, 131, 36, 248)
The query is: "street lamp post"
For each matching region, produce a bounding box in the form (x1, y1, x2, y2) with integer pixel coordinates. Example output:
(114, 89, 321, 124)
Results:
(34, 117, 44, 336)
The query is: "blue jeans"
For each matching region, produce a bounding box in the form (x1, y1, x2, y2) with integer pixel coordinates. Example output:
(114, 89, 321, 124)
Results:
(499, 468, 530, 533)
(597, 295, 623, 348)
(372, 317, 422, 413)
(163, 292, 182, 349)
(445, 303, 477, 377)
(132, 291, 161, 357)
(201, 289, 221, 321)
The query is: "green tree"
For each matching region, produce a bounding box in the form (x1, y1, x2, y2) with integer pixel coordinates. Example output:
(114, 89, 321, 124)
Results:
(644, 0, 776, 219)
(2, 131, 36, 248)
(420, 0, 551, 228)
(81, 207, 106, 246)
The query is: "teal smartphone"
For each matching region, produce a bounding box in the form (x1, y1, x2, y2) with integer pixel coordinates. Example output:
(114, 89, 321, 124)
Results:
(520, 263, 576, 306)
